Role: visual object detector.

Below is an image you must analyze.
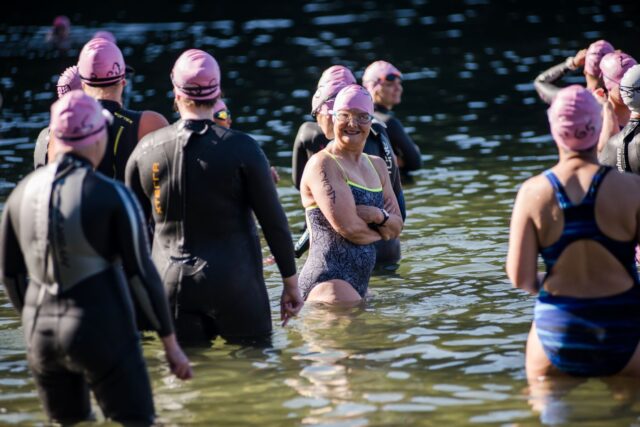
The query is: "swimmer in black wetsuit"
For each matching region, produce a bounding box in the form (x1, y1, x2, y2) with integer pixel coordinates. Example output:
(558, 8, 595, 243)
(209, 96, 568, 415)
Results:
(595, 52, 638, 151)
(0, 91, 191, 425)
(33, 37, 168, 179)
(125, 49, 303, 346)
(293, 65, 405, 269)
(362, 60, 422, 177)
(600, 65, 640, 172)
(533, 40, 614, 104)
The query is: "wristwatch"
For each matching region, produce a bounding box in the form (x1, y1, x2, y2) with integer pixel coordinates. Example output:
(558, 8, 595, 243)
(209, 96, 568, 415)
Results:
(376, 208, 389, 227)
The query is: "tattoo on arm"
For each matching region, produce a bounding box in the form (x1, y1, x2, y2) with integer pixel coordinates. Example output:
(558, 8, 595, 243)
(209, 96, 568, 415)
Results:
(319, 167, 336, 204)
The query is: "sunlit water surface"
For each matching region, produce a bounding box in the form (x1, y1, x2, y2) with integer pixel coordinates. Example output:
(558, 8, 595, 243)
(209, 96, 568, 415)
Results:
(1, 1, 640, 425)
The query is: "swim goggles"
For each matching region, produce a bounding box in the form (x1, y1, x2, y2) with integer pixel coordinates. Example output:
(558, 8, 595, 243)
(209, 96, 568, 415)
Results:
(214, 109, 231, 120)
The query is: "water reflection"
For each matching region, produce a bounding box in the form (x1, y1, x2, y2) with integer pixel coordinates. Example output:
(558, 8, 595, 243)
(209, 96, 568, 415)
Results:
(1, 0, 640, 425)
(527, 376, 640, 425)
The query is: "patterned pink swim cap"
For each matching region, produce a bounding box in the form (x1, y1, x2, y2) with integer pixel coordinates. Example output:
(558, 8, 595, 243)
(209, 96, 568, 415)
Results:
(548, 85, 602, 152)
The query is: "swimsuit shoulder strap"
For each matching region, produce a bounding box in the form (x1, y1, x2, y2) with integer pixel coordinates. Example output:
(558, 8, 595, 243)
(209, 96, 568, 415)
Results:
(543, 170, 572, 208)
(324, 151, 349, 182)
(364, 154, 384, 188)
(583, 165, 611, 204)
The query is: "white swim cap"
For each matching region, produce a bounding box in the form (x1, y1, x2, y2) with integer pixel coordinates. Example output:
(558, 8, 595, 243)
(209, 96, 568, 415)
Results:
(620, 64, 640, 114)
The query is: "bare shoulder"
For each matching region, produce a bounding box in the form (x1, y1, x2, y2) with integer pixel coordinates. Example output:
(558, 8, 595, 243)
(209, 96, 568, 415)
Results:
(140, 111, 170, 136)
(368, 155, 387, 173)
(514, 173, 554, 208)
(605, 168, 640, 195)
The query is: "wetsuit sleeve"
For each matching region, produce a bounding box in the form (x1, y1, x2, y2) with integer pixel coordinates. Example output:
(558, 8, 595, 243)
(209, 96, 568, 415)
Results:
(112, 183, 173, 337)
(33, 127, 50, 169)
(124, 152, 152, 222)
(292, 125, 310, 190)
(385, 117, 422, 172)
(243, 141, 297, 278)
(0, 191, 28, 313)
(534, 58, 575, 105)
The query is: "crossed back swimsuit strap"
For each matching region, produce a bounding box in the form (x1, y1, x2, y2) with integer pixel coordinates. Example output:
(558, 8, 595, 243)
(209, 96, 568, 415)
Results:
(539, 166, 639, 289)
(324, 151, 383, 192)
(535, 166, 640, 376)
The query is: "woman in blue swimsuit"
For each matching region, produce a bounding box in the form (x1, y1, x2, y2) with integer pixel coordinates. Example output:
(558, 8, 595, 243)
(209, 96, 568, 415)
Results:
(507, 85, 640, 378)
(298, 85, 403, 304)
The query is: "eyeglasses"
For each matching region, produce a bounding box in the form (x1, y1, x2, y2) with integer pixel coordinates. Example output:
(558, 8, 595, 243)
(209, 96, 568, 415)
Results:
(620, 85, 640, 98)
(214, 110, 231, 120)
(334, 112, 373, 125)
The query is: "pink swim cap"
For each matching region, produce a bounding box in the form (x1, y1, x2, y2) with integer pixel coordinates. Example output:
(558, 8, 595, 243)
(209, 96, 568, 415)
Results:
(333, 84, 374, 116)
(50, 90, 108, 147)
(56, 66, 81, 98)
(311, 65, 356, 115)
(362, 60, 402, 94)
(213, 98, 227, 114)
(78, 38, 126, 86)
(171, 49, 221, 101)
(600, 52, 638, 92)
(584, 40, 614, 78)
(53, 15, 70, 30)
(547, 85, 602, 152)
(93, 31, 116, 44)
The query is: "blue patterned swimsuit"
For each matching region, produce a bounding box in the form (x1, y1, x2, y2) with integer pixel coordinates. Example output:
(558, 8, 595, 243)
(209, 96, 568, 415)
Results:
(536, 166, 640, 376)
(299, 153, 384, 299)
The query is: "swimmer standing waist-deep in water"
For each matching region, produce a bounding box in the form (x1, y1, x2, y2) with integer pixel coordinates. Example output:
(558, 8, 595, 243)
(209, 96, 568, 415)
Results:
(507, 85, 640, 379)
(126, 49, 303, 346)
(298, 85, 403, 304)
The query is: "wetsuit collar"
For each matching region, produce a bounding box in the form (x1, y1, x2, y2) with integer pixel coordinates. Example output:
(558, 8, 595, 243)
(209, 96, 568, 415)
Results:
(59, 151, 93, 168)
(374, 104, 392, 115)
(181, 119, 216, 134)
(98, 99, 122, 112)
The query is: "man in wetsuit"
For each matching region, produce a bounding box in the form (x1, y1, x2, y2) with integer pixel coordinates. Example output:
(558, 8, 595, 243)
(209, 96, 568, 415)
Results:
(0, 91, 191, 425)
(600, 65, 640, 172)
(292, 65, 405, 269)
(362, 60, 422, 178)
(125, 49, 303, 346)
(33, 37, 168, 180)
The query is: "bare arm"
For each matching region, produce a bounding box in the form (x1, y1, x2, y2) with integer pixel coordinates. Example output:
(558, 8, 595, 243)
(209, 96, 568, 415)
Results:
(303, 153, 381, 245)
(506, 180, 540, 294)
(358, 156, 403, 240)
(597, 97, 620, 153)
(138, 110, 169, 141)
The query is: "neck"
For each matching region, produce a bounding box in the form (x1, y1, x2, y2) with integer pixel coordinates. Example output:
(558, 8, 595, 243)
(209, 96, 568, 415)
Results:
(557, 147, 598, 165)
(180, 110, 214, 120)
(177, 104, 214, 120)
(328, 141, 364, 163)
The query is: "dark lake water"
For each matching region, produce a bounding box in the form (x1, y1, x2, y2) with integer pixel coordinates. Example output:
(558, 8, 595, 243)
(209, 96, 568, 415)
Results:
(1, 1, 640, 425)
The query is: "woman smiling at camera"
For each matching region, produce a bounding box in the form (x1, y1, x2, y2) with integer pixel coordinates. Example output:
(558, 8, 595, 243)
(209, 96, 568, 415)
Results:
(298, 85, 403, 304)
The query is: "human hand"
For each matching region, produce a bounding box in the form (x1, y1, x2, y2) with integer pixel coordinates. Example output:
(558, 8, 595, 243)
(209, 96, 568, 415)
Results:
(281, 275, 303, 327)
(161, 334, 193, 380)
(592, 87, 608, 105)
(573, 49, 587, 68)
(271, 166, 280, 184)
(356, 205, 383, 224)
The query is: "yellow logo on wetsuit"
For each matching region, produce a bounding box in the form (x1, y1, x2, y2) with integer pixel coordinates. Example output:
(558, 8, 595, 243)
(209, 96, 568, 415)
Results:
(152, 163, 162, 215)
